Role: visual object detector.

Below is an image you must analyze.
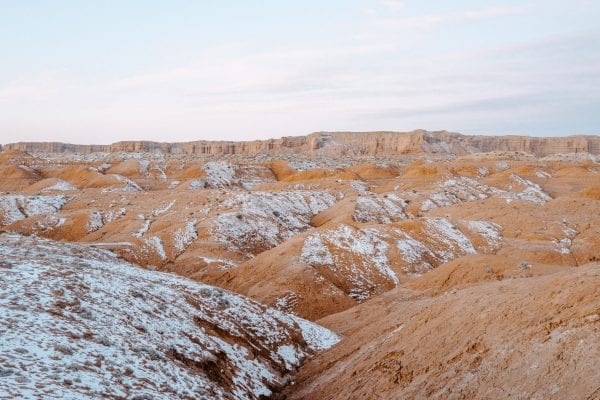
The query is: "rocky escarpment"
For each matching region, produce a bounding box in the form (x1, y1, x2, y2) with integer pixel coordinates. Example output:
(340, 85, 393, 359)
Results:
(3, 130, 600, 157)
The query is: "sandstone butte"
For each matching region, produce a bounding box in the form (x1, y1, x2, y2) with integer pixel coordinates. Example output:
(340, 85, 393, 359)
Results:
(0, 130, 599, 400)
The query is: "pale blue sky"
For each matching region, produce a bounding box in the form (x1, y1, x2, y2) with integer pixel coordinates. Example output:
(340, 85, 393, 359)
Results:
(1, 0, 599, 143)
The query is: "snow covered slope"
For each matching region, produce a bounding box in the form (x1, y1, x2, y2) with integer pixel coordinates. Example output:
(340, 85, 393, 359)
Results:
(213, 190, 337, 254)
(0, 194, 69, 225)
(0, 234, 339, 400)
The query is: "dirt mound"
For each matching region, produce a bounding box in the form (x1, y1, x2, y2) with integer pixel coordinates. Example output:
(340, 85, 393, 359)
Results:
(0, 165, 41, 190)
(287, 263, 600, 400)
(175, 163, 206, 179)
(0, 149, 36, 165)
(43, 165, 113, 188)
(554, 165, 594, 178)
(26, 177, 77, 193)
(203, 216, 500, 320)
(405, 253, 567, 295)
(349, 163, 399, 180)
(282, 168, 359, 182)
(105, 159, 148, 178)
(401, 160, 440, 179)
(270, 160, 297, 180)
(204, 235, 357, 321)
(448, 164, 483, 177)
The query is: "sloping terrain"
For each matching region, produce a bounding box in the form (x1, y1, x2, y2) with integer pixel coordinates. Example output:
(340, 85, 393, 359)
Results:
(0, 142, 598, 399)
(0, 234, 338, 400)
(285, 263, 600, 400)
(0, 149, 599, 321)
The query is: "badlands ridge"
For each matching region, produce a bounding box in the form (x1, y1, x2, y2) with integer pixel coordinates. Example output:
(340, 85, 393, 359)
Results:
(0, 130, 599, 399)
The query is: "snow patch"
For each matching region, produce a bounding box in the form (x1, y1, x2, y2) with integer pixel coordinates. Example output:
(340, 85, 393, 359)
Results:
(142, 236, 167, 260)
(464, 220, 503, 251)
(173, 218, 198, 253)
(353, 193, 409, 223)
(301, 225, 399, 302)
(351, 181, 369, 192)
(0, 195, 69, 225)
(495, 161, 509, 171)
(203, 162, 239, 188)
(87, 211, 104, 233)
(138, 160, 150, 175)
(420, 176, 501, 212)
(424, 217, 476, 262)
(41, 179, 76, 192)
(395, 231, 436, 272)
(535, 170, 551, 179)
(502, 175, 552, 205)
(392, 218, 479, 273)
(86, 208, 127, 233)
(152, 200, 176, 217)
(274, 292, 300, 314)
(198, 256, 238, 270)
(214, 191, 337, 254)
(554, 222, 578, 254)
(420, 175, 551, 212)
(103, 174, 142, 192)
(300, 235, 334, 265)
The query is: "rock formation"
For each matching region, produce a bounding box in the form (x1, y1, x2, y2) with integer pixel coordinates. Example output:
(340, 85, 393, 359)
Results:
(4, 130, 600, 156)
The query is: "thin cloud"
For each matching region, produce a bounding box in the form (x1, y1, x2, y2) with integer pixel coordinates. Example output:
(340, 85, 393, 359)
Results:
(461, 5, 532, 20)
(379, 0, 405, 12)
(373, 4, 532, 31)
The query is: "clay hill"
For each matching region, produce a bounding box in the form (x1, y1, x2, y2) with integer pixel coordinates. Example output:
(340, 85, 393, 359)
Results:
(0, 132, 599, 399)
(0, 233, 338, 399)
(3, 130, 600, 157)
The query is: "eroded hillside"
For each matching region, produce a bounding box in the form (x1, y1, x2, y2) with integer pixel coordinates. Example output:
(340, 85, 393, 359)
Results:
(0, 145, 598, 399)
(286, 262, 600, 399)
(0, 233, 338, 399)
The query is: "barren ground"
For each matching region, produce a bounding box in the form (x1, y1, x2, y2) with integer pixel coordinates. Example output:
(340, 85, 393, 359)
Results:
(0, 143, 598, 399)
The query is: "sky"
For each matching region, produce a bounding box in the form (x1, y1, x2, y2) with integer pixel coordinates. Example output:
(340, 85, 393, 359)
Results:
(1, 0, 599, 144)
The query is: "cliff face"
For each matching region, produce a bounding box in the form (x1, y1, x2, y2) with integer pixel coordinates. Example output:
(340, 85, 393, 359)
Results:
(0, 142, 109, 154)
(3, 130, 599, 156)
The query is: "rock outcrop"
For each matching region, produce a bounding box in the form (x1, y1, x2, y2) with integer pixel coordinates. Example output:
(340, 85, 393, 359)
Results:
(4, 130, 600, 156)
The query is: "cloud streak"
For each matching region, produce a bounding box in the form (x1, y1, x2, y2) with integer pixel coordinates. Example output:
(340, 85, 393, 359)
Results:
(367, 4, 532, 31)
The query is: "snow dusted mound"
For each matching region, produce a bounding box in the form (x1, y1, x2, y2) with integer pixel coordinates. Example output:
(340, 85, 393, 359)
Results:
(0, 195, 69, 225)
(0, 234, 339, 400)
